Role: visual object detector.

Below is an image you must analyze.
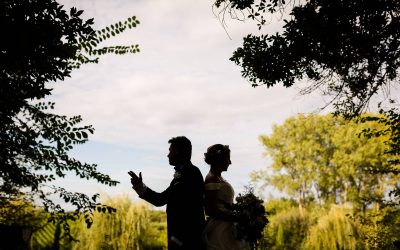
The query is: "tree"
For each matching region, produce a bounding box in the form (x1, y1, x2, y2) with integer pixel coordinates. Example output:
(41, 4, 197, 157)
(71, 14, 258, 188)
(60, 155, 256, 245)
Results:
(302, 206, 360, 250)
(253, 114, 394, 210)
(215, 0, 400, 205)
(264, 206, 313, 250)
(256, 114, 335, 213)
(214, 0, 400, 118)
(68, 196, 167, 250)
(0, 0, 140, 233)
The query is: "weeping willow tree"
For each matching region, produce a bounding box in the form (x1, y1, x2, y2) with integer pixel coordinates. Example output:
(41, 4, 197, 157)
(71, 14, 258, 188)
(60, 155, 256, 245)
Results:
(302, 206, 360, 250)
(10, 195, 167, 249)
(30, 217, 73, 250)
(263, 206, 314, 250)
(69, 195, 166, 250)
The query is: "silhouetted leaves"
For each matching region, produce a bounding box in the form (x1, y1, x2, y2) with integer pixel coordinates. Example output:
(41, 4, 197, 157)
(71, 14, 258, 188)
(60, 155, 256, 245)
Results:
(0, 0, 139, 235)
(217, 0, 400, 118)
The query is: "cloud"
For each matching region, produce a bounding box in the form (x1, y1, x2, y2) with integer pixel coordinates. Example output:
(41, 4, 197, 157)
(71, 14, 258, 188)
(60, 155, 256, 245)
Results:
(52, 0, 326, 200)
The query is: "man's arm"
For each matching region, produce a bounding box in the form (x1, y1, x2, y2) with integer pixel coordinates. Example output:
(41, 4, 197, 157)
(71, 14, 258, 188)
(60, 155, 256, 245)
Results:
(140, 187, 169, 207)
(128, 171, 168, 207)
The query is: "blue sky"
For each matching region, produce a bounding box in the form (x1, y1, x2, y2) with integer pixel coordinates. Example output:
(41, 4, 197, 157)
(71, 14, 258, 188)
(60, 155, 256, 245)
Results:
(51, 0, 328, 207)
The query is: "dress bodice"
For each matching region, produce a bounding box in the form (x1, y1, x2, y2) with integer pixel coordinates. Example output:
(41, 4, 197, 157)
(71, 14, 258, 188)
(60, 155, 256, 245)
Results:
(204, 181, 235, 206)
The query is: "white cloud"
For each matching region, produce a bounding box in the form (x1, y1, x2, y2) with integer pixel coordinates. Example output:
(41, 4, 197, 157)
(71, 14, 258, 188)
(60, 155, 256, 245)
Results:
(52, 0, 327, 201)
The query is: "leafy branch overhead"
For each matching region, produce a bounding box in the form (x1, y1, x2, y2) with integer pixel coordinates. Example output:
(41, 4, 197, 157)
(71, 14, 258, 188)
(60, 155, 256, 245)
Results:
(213, 0, 287, 29)
(215, 0, 400, 118)
(0, 0, 139, 234)
(74, 15, 140, 67)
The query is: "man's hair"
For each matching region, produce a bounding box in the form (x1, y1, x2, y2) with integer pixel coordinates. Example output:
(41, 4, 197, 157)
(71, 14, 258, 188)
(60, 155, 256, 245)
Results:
(168, 136, 192, 160)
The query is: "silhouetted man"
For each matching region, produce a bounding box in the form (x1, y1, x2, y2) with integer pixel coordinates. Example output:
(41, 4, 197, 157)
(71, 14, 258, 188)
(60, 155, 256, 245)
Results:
(129, 136, 205, 250)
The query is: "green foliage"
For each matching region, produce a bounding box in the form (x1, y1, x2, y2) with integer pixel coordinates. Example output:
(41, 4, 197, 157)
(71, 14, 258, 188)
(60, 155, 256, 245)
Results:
(253, 114, 400, 248)
(69, 195, 167, 250)
(360, 109, 400, 204)
(260, 201, 400, 249)
(30, 218, 74, 250)
(275, 224, 284, 248)
(264, 198, 297, 216)
(0, 196, 167, 249)
(0, 198, 73, 249)
(255, 114, 338, 208)
(0, 0, 140, 233)
(254, 114, 394, 211)
(264, 207, 313, 250)
(356, 207, 400, 250)
(0, 197, 46, 227)
(145, 210, 168, 249)
(302, 206, 360, 250)
(26, 196, 167, 249)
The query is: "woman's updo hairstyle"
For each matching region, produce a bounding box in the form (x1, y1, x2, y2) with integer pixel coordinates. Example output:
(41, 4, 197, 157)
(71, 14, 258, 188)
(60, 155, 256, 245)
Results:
(204, 144, 230, 165)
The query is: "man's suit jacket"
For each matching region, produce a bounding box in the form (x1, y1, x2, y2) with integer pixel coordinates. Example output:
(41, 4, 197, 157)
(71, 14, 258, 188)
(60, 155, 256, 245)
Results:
(140, 162, 205, 250)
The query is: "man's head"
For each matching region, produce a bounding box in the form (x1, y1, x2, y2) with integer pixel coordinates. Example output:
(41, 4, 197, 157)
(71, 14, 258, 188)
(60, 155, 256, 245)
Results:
(167, 136, 192, 166)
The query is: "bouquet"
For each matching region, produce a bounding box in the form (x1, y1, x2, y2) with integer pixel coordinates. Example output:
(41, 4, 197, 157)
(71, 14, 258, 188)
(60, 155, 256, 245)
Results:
(232, 186, 268, 249)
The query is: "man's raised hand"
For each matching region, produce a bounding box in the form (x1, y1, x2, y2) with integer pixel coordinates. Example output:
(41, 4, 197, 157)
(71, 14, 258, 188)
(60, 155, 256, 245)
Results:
(128, 171, 143, 192)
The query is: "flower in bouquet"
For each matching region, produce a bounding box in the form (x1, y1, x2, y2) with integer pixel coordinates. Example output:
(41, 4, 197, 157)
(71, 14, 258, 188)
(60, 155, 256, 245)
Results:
(232, 186, 268, 249)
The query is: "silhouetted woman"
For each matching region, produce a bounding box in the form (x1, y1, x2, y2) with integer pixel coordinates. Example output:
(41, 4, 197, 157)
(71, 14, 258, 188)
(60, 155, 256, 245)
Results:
(202, 144, 249, 250)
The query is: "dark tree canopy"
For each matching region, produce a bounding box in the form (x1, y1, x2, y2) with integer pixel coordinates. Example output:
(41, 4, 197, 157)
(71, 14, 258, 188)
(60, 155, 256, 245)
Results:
(0, 0, 140, 231)
(217, 0, 400, 117)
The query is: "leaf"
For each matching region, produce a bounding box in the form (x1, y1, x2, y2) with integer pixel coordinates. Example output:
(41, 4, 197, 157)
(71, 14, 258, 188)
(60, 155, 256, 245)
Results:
(82, 131, 88, 139)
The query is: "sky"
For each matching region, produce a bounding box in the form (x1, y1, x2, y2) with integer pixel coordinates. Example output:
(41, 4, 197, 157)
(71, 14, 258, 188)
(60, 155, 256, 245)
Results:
(50, 0, 328, 207)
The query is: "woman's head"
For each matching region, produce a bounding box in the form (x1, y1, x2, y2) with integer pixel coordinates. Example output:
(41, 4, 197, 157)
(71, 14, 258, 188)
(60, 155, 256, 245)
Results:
(204, 144, 231, 172)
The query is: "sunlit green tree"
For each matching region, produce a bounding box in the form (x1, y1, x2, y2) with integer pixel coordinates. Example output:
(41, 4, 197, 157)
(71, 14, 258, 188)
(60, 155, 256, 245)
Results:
(253, 114, 394, 210)
(254, 114, 400, 248)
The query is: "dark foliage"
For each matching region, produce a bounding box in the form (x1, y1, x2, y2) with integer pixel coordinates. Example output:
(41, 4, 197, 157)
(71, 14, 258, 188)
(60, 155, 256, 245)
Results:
(222, 0, 400, 118)
(0, 0, 139, 234)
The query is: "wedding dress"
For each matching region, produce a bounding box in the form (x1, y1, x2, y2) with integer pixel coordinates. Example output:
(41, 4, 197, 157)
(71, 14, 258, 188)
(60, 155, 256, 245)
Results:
(202, 180, 250, 250)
